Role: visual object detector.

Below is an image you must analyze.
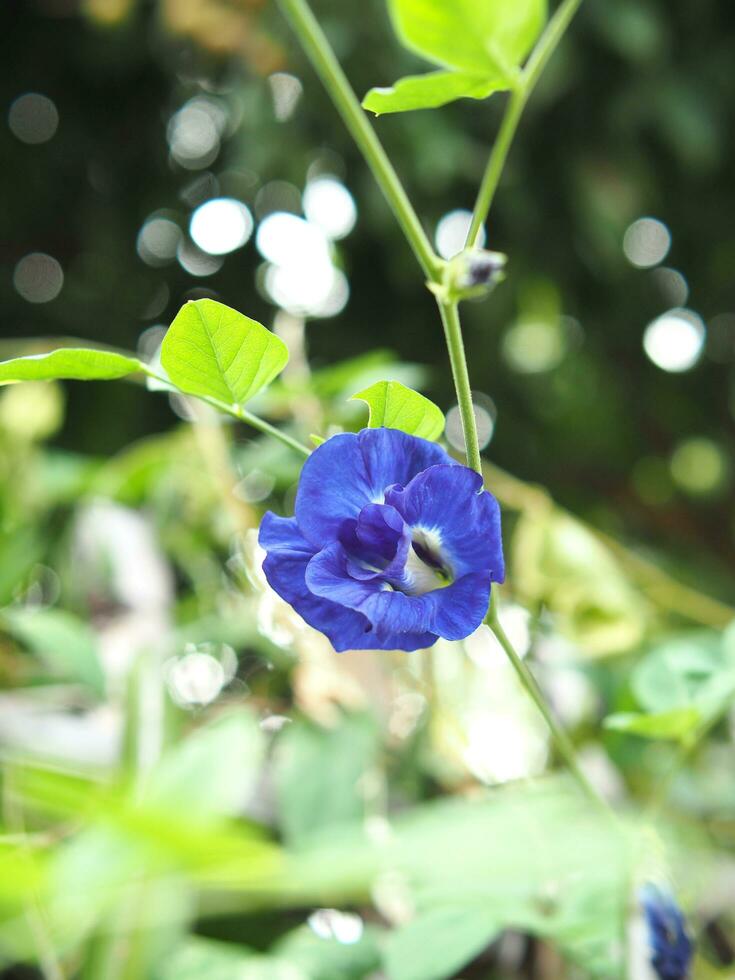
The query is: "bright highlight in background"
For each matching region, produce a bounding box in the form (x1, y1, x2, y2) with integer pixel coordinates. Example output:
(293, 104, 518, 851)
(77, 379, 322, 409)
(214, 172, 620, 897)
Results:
(13, 253, 63, 303)
(623, 217, 671, 268)
(303, 176, 357, 240)
(190, 198, 253, 255)
(643, 308, 705, 372)
(256, 211, 349, 317)
(256, 212, 329, 267)
(8, 92, 59, 144)
(435, 209, 486, 260)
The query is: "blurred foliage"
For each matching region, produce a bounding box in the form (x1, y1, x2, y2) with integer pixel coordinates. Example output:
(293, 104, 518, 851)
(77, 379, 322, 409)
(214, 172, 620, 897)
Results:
(1, 0, 735, 977)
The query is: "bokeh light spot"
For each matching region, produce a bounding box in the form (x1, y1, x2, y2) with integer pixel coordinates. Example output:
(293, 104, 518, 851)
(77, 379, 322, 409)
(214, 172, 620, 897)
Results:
(303, 176, 357, 240)
(643, 308, 705, 372)
(167, 97, 226, 170)
(651, 267, 689, 307)
(434, 209, 486, 260)
(670, 438, 729, 497)
(623, 217, 671, 268)
(190, 197, 253, 255)
(136, 216, 181, 266)
(445, 395, 496, 452)
(268, 72, 303, 122)
(502, 320, 567, 374)
(13, 253, 63, 303)
(8, 93, 59, 144)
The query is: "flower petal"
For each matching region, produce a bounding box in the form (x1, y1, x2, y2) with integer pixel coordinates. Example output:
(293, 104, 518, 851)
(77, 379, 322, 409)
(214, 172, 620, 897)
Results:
(386, 464, 504, 581)
(307, 543, 486, 644)
(357, 427, 454, 499)
(259, 512, 431, 652)
(295, 429, 454, 548)
(305, 542, 438, 651)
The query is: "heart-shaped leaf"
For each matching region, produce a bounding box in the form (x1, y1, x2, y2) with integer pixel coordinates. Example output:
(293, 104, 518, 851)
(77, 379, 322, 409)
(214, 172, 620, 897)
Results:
(388, 0, 547, 77)
(352, 380, 444, 441)
(160, 299, 288, 407)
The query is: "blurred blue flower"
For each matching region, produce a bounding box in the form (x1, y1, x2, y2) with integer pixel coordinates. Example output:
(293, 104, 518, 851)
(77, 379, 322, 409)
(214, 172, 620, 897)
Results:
(259, 428, 504, 651)
(641, 884, 694, 980)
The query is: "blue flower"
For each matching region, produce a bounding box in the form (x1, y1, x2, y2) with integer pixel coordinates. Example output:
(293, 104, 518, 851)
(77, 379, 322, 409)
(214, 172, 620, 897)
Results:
(641, 884, 694, 980)
(259, 428, 504, 652)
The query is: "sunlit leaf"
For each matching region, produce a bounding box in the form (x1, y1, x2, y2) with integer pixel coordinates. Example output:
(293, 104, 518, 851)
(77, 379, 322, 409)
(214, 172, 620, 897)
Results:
(604, 708, 701, 742)
(384, 905, 498, 980)
(1, 607, 105, 695)
(0, 349, 143, 385)
(388, 0, 546, 76)
(160, 299, 288, 406)
(363, 70, 509, 115)
(351, 380, 444, 441)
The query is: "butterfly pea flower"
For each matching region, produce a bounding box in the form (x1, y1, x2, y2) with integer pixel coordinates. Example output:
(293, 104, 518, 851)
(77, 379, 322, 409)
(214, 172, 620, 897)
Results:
(640, 884, 694, 980)
(259, 428, 504, 652)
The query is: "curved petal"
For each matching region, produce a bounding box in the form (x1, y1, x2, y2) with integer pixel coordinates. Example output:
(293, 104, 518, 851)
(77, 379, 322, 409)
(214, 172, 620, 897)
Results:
(294, 434, 374, 546)
(305, 542, 438, 651)
(306, 543, 485, 644)
(339, 503, 411, 582)
(429, 572, 492, 640)
(295, 429, 455, 547)
(258, 513, 432, 653)
(357, 428, 454, 498)
(386, 464, 505, 581)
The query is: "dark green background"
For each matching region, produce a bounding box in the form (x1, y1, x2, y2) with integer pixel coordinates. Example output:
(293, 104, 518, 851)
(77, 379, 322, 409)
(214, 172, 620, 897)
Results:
(2, 0, 734, 591)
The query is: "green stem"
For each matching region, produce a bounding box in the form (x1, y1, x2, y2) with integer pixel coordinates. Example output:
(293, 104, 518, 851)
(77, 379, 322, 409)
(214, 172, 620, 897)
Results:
(276, 0, 442, 281)
(234, 405, 311, 458)
(437, 300, 481, 473)
(466, 87, 526, 248)
(466, 0, 586, 245)
(486, 593, 608, 809)
(142, 369, 311, 458)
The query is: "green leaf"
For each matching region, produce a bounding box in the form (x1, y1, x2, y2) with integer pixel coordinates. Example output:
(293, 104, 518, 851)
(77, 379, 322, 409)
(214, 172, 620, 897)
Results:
(388, 0, 546, 76)
(604, 708, 701, 742)
(0, 349, 143, 385)
(148, 709, 264, 817)
(351, 380, 444, 441)
(363, 70, 509, 115)
(160, 299, 288, 406)
(632, 631, 735, 720)
(274, 924, 382, 980)
(385, 905, 498, 980)
(274, 712, 379, 846)
(1, 607, 105, 695)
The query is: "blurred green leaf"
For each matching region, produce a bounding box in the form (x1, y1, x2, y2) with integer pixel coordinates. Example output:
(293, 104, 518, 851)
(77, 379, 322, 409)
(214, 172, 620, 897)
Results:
(148, 709, 264, 818)
(363, 70, 508, 115)
(274, 712, 379, 846)
(156, 938, 293, 980)
(512, 511, 650, 656)
(387, 0, 546, 76)
(604, 708, 701, 742)
(274, 923, 382, 980)
(1, 607, 104, 695)
(351, 381, 444, 441)
(384, 904, 497, 980)
(0, 349, 143, 385)
(632, 631, 735, 720)
(161, 299, 288, 407)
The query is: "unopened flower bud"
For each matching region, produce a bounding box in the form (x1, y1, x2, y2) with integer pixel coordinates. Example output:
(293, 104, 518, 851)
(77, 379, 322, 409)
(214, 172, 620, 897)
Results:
(432, 248, 507, 303)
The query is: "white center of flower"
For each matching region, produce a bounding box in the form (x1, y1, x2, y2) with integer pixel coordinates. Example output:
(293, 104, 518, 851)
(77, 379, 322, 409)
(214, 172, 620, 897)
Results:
(401, 528, 452, 596)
